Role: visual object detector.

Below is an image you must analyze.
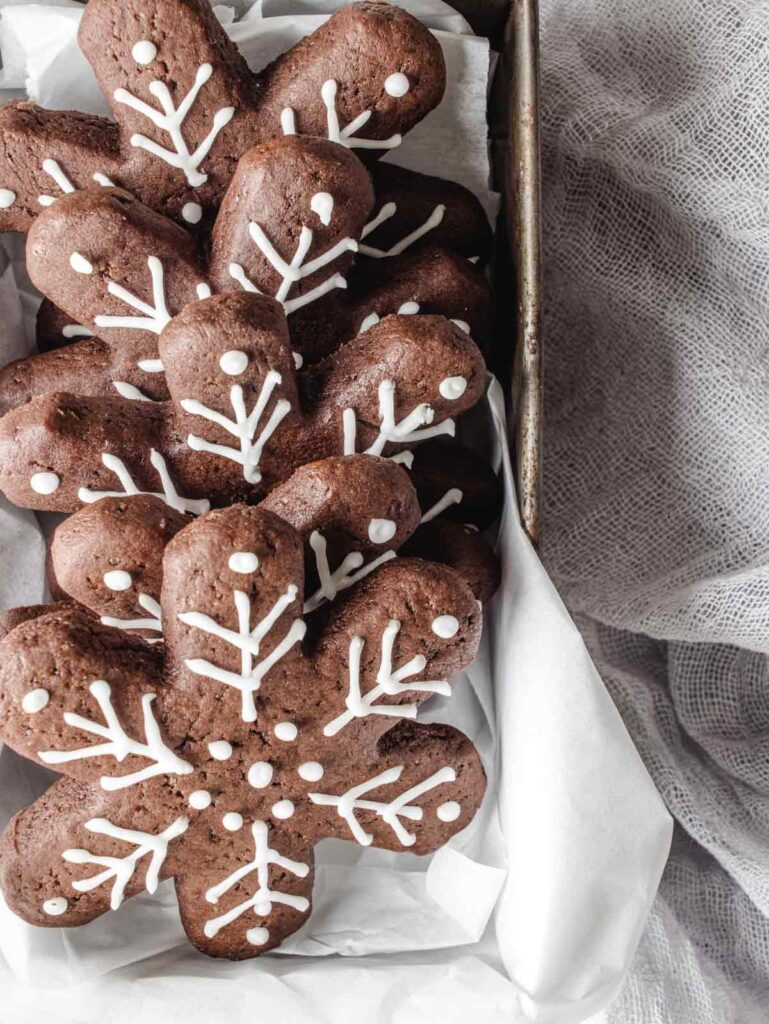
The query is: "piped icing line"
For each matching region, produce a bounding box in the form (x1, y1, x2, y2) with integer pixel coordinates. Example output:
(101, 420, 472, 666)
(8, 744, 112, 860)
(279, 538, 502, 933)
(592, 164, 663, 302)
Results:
(309, 764, 456, 847)
(113, 63, 234, 187)
(62, 324, 94, 339)
(63, 815, 189, 909)
(182, 370, 291, 484)
(303, 531, 396, 614)
(203, 820, 309, 942)
(358, 203, 446, 258)
(179, 585, 307, 722)
(321, 78, 403, 151)
(39, 679, 192, 790)
(113, 381, 156, 402)
(100, 593, 163, 642)
(38, 158, 113, 207)
(359, 301, 420, 333)
(342, 379, 455, 459)
(420, 488, 463, 524)
(93, 256, 172, 335)
(323, 619, 451, 736)
(78, 450, 210, 516)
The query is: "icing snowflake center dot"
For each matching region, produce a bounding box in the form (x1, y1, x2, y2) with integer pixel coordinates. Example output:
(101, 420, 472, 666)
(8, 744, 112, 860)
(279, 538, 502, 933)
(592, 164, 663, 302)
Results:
(222, 812, 244, 831)
(182, 201, 202, 224)
(69, 252, 93, 275)
(437, 801, 461, 822)
(103, 569, 132, 591)
(208, 740, 233, 760)
(0, 189, 16, 209)
(297, 761, 324, 782)
(271, 799, 295, 820)
(228, 551, 259, 574)
(22, 688, 49, 714)
(30, 471, 60, 495)
(384, 72, 410, 98)
(247, 761, 273, 788)
(42, 897, 68, 916)
(439, 376, 468, 400)
(132, 40, 158, 65)
(189, 790, 212, 810)
(368, 518, 397, 544)
(431, 615, 459, 639)
(219, 350, 249, 376)
(274, 721, 297, 742)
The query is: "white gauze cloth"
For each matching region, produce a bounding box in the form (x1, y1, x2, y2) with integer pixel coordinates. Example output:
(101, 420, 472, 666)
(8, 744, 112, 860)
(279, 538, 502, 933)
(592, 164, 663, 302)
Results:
(539, 0, 769, 1019)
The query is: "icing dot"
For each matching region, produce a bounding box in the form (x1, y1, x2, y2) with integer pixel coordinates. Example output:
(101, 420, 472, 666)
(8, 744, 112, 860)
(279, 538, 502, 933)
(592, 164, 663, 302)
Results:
(132, 40, 158, 65)
(451, 319, 471, 334)
(189, 790, 212, 810)
(248, 761, 273, 788)
(384, 72, 410, 98)
(271, 799, 295, 820)
(437, 801, 461, 822)
(298, 761, 324, 782)
(22, 688, 49, 714)
(219, 350, 249, 376)
(310, 191, 334, 226)
(368, 518, 397, 544)
(432, 615, 459, 639)
(69, 252, 93, 275)
(222, 811, 243, 831)
(398, 301, 420, 315)
(42, 897, 67, 916)
(0, 188, 16, 209)
(293, 351, 304, 369)
(208, 740, 233, 761)
(103, 569, 132, 591)
(182, 201, 202, 224)
(439, 376, 468, 400)
(274, 721, 298, 742)
(247, 926, 270, 945)
(228, 551, 259, 574)
(30, 471, 60, 495)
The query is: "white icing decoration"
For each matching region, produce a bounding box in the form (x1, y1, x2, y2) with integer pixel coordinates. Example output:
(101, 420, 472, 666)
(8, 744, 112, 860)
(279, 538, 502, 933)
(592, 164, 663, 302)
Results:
(79, 450, 210, 516)
(247, 926, 270, 945)
(247, 761, 273, 789)
(303, 530, 395, 614)
(63, 815, 188, 909)
(182, 201, 203, 224)
(310, 191, 334, 226)
(439, 376, 468, 400)
(132, 40, 158, 65)
(42, 897, 67, 916)
(179, 583, 305, 723)
(62, 324, 93, 339)
(137, 358, 165, 373)
(368, 518, 397, 544)
(39, 679, 192, 790)
(113, 64, 234, 187)
(451, 319, 471, 333)
(360, 301, 420, 333)
(22, 688, 49, 713)
(182, 369, 291, 484)
(324, 619, 451, 737)
(101, 593, 163, 642)
(309, 765, 456, 847)
(342, 379, 455, 459)
(280, 107, 296, 135)
(271, 800, 294, 820)
(432, 615, 459, 639)
(30, 471, 60, 495)
(0, 188, 16, 209)
(274, 721, 297, 742)
(359, 203, 446, 259)
(297, 761, 323, 783)
(228, 551, 259, 574)
(219, 350, 248, 376)
(92, 172, 116, 187)
(113, 380, 154, 402)
(203, 820, 309, 939)
(38, 159, 74, 206)
(94, 255, 172, 336)
(384, 72, 410, 98)
(229, 197, 358, 316)
(70, 252, 93, 275)
(209, 740, 233, 760)
(293, 351, 303, 369)
(103, 569, 132, 591)
(222, 812, 244, 832)
(189, 790, 212, 810)
(420, 488, 463, 524)
(437, 801, 461, 822)
(321, 78, 402, 150)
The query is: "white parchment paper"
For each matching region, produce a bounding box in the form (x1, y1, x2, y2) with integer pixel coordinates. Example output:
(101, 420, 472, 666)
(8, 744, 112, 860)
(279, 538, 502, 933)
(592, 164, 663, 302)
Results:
(0, 3, 672, 1021)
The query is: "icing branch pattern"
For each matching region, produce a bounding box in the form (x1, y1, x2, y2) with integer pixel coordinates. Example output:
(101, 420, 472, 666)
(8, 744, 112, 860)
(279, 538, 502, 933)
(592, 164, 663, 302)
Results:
(178, 585, 307, 723)
(63, 815, 189, 909)
(358, 202, 446, 258)
(420, 488, 463, 524)
(324, 619, 451, 737)
(93, 256, 172, 335)
(342, 379, 455, 458)
(203, 820, 310, 943)
(100, 593, 163, 642)
(303, 530, 396, 613)
(309, 764, 457, 847)
(182, 370, 291, 484)
(113, 63, 234, 187)
(39, 159, 114, 207)
(281, 78, 407, 152)
(78, 450, 210, 516)
(229, 192, 358, 315)
(39, 679, 193, 790)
